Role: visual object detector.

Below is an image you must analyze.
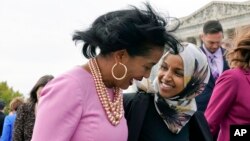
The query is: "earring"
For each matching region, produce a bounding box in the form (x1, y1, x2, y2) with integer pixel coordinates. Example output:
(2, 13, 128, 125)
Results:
(111, 62, 127, 80)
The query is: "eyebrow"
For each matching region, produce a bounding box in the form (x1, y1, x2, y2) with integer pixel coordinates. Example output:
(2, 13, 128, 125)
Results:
(175, 68, 184, 71)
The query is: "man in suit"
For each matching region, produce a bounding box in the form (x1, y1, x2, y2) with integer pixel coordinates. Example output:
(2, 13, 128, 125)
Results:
(0, 100, 6, 137)
(195, 20, 229, 112)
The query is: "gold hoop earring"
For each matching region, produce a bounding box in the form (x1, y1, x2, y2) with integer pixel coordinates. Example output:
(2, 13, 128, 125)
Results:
(111, 62, 127, 80)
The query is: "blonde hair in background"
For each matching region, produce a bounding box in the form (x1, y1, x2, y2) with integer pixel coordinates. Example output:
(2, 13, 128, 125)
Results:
(9, 97, 24, 112)
(226, 25, 250, 69)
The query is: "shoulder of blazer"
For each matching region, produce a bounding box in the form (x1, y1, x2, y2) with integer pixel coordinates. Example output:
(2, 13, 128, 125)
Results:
(123, 91, 152, 119)
(189, 111, 213, 141)
(123, 91, 153, 141)
(221, 47, 227, 55)
(123, 92, 136, 119)
(200, 46, 208, 56)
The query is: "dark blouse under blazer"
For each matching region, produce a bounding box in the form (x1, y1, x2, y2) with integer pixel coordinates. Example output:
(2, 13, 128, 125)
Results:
(123, 92, 213, 141)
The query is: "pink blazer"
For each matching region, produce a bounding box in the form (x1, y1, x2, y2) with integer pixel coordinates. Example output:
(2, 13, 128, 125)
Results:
(205, 68, 250, 141)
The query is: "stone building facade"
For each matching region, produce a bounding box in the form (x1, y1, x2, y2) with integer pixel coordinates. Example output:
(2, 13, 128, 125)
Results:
(174, 0, 250, 46)
(126, 0, 250, 92)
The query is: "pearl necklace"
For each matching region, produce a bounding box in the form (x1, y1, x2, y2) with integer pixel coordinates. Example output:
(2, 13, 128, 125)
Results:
(88, 58, 123, 126)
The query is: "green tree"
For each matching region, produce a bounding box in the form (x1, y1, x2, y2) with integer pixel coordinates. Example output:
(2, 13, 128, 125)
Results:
(0, 81, 23, 113)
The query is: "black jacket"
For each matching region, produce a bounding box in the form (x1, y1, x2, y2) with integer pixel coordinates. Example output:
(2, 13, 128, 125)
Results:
(195, 47, 230, 112)
(0, 111, 5, 136)
(124, 92, 213, 141)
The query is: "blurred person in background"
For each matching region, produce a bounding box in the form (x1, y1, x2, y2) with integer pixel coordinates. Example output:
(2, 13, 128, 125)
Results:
(196, 20, 229, 112)
(0, 100, 6, 139)
(13, 75, 54, 141)
(205, 25, 250, 141)
(1, 97, 24, 141)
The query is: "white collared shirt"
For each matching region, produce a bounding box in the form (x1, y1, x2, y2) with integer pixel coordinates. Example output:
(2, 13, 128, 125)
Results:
(202, 44, 224, 75)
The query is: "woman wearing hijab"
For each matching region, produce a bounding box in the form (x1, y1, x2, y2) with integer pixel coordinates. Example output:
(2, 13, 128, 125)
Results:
(124, 43, 213, 141)
(31, 3, 181, 141)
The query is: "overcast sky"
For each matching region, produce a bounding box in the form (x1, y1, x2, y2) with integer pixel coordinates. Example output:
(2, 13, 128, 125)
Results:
(0, 0, 246, 96)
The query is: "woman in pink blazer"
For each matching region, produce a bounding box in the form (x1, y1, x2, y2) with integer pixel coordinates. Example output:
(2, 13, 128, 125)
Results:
(205, 25, 250, 141)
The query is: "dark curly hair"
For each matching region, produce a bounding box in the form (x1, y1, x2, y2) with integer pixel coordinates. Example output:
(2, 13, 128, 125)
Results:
(73, 3, 180, 58)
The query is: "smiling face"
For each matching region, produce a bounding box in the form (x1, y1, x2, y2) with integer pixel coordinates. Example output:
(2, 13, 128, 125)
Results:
(157, 54, 184, 98)
(117, 47, 164, 89)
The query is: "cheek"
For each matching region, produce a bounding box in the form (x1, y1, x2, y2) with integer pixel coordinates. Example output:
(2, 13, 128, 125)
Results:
(127, 67, 145, 77)
(175, 79, 185, 92)
(204, 42, 211, 47)
(157, 73, 163, 81)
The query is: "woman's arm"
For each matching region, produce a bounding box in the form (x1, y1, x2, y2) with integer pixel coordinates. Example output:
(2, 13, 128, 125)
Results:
(205, 70, 238, 136)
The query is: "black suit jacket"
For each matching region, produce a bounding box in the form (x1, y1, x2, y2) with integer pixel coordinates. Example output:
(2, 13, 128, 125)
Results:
(0, 111, 6, 136)
(123, 92, 213, 141)
(195, 47, 230, 112)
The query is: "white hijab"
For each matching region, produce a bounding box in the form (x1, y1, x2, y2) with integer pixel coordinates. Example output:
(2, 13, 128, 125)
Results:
(136, 42, 210, 133)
